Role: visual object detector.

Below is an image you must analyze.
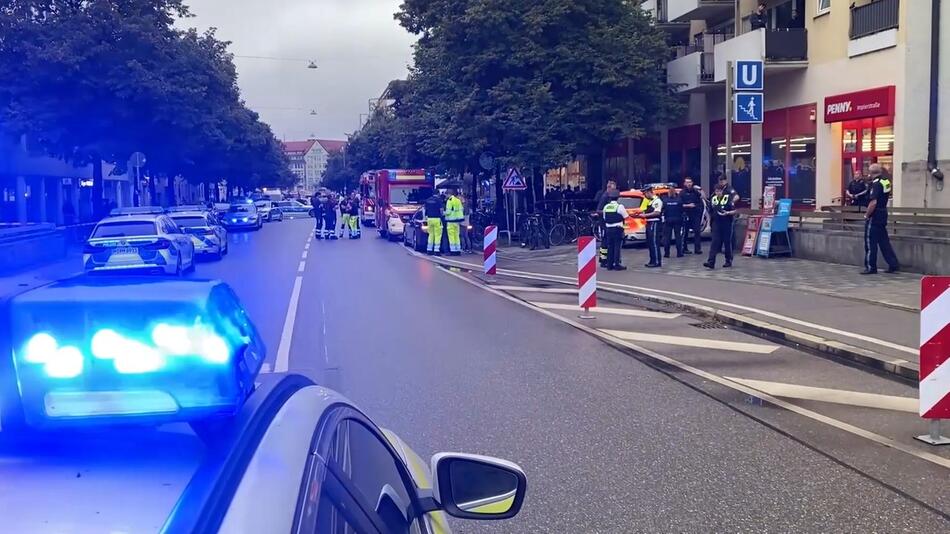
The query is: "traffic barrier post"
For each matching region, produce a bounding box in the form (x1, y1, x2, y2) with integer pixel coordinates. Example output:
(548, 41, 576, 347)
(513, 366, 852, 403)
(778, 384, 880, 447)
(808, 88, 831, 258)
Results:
(578, 236, 597, 319)
(917, 276, 950, 445)
(483, 225, 498, 281)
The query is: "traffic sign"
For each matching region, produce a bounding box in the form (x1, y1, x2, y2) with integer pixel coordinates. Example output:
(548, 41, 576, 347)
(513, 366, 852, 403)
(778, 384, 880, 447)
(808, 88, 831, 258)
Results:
(734, 93, 764, 124)
(502, 168, 527, 191)
(734, 60, 764, 91)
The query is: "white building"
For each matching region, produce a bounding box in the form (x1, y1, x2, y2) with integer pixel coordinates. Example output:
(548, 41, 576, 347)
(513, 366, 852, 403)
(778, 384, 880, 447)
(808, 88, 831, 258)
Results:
(283, 139, 346, 192)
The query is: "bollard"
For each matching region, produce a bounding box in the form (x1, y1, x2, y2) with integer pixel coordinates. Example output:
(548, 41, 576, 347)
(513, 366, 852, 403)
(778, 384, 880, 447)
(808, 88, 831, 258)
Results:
(916, 276, 950, 445)
(577, 236, 597, 319)
(483, 225, 498, 281)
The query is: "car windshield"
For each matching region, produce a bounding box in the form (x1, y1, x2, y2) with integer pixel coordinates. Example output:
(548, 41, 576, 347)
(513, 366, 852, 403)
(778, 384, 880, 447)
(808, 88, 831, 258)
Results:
(170, 216, 207, 227)
(277, 201, 298, 207)
(92, 221, 157, 238)
(390, 186, 433, 204)
(619, 197, 642, 210)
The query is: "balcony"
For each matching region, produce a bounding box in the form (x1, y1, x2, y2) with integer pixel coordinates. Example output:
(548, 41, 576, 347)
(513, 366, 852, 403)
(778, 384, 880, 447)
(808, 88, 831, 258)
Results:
(850, 0, 899, 39)
(713, 28, 808, 82)
(643, 0, 690, 38)
(667, 0, 733, 23)
(667, 32, 730, 93)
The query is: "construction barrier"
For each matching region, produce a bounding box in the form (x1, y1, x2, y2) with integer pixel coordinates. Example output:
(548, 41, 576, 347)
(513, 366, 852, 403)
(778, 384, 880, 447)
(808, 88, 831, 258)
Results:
(484, 225, 497, 276)
(918, 276, 950, 445)
(578, 236, 597, 318)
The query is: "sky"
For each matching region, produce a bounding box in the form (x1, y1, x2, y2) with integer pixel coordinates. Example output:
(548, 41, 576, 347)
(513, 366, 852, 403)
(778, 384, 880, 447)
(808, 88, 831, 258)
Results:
(182, 0, 416, 142)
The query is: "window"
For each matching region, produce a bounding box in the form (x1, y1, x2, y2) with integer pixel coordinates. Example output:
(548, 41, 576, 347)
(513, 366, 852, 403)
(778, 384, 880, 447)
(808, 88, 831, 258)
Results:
(817, 0, 831, 14)
(92, 221, 157, 238)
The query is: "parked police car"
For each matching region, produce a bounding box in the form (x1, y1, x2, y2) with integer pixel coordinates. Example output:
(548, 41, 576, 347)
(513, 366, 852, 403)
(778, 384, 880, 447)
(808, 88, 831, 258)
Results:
(84, 214, 196, 275)
(0, 277, 526, 533)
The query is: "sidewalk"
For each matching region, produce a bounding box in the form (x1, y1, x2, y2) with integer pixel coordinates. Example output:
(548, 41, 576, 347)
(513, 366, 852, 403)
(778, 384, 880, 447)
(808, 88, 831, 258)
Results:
(441, 245, 924, 380)
(0, 252, 83, 299)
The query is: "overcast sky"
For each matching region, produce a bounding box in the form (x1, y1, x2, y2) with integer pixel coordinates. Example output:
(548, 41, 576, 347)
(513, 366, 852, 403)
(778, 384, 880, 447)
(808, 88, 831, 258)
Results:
(183, 0, 415, 142)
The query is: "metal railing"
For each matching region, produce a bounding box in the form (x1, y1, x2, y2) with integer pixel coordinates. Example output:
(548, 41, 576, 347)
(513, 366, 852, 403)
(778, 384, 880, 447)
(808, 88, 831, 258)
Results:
(850, 0, 900, 40)
(764, 28, 808, 61)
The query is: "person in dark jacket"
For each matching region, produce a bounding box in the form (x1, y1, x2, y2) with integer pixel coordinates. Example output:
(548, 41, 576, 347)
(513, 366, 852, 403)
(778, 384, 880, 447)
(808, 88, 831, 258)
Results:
(750, 2, 768, 30)
(663, 189, 685, 258)
(680, 177, 704, 255)
(846, 171, 869, 208)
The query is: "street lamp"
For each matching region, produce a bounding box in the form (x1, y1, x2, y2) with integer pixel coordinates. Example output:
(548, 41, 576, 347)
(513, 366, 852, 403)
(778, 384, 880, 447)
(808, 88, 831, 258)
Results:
(233, 55, 318, 70)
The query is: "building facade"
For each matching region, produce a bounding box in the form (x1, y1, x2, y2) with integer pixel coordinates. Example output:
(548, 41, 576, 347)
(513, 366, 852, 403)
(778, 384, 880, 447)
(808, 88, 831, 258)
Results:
(283, 139, 346, 192)
(641, 0, 949, 209)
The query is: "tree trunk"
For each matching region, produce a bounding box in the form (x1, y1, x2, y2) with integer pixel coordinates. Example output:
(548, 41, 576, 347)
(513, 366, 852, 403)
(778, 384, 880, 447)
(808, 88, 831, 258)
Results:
(91, 158, 104, 219)
(147, 174, 157, 206)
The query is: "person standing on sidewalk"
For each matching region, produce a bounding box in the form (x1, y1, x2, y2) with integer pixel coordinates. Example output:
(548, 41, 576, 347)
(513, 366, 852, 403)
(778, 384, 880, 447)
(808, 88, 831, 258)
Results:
(640, 186, 664, 268)
(703, 183, 737, 269)
(663, 188, 685, 258)
(424, 192, 444, 255)
(680, 178, 703, 255)
(862, 163, 900, 274)
(602, 190, 628, 271)
(596, 180, 618, 267)
(846, 170, 869, 208)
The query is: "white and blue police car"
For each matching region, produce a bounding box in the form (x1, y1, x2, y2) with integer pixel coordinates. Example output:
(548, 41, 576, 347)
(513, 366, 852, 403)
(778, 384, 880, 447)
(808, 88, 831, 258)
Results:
(0, 277, 526, 533)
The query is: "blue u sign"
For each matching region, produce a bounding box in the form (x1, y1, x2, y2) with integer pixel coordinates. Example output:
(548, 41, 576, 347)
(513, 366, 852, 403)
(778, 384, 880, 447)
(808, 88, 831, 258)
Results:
(734, 60, 764, 91)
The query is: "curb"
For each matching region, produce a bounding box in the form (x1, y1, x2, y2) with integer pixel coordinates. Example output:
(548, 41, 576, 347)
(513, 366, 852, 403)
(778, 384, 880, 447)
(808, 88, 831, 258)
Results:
(418, 252, 920, 383)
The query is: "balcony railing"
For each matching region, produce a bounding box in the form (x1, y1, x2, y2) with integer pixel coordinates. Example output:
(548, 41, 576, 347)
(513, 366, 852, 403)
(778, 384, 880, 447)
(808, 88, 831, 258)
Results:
(850, 0, 900, 39)
(765, 28, 808, 61)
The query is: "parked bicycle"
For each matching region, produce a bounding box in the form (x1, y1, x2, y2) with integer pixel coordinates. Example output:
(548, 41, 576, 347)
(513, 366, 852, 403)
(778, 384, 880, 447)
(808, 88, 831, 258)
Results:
(519, 213, 550, 250)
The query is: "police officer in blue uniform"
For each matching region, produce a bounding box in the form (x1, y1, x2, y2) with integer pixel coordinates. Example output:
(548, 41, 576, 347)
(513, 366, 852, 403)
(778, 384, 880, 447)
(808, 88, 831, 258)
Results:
(703, 183, 737, 269)
(680, 177, 703, 255)
(640, 186, 664, 268)
(663, 188, 684, 258)
(862, 163, 899, 274)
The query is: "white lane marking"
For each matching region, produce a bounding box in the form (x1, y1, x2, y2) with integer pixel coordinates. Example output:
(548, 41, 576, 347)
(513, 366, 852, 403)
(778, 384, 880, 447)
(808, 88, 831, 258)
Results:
(434, 265, 950, 471)
(302, 250, 309, 260)
(601, 329, 778, 354)
(298, 261, 306, 273)
(260, 363, 272, 374)
(428, 256, 917, 356)
(275, 275, 304, 373)
(305, 243, 311, 250)
(490, 285, 576, 294)
(727, 377, 918, 413)
(533, 302, 680, 319)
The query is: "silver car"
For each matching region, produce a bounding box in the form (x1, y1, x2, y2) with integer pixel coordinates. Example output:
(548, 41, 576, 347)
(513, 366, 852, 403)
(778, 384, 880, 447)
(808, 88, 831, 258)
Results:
(169, 211, 229, 259)
(254, 200, 284, 222)
(222, 204, 263, 230)
(84, 215, 196, 275)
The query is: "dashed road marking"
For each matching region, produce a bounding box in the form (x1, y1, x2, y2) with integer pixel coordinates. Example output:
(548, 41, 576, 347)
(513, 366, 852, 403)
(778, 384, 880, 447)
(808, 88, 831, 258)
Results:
(727, 377, 918, 413)
(533, 302, 680, 319)
(275, 275, 304, 373)
(601, 329, 778, 354)
(298, 261, 306, 273)
(302, 250, 309, 260)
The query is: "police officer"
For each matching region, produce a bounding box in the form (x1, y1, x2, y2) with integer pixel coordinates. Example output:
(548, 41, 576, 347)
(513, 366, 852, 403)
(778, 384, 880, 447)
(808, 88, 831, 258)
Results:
(323, 194, 338, 240)
(862, 163, 899, 274)
(663, 188, 684, 258)
(444, 188, 465, 256)
(596, 180, 618, 267)
(339, 195, 351, 239)
(703, 183, 737, 269)
(312, 195, 326, 239)
(348, 192, 361, 238)
(640, 186, 664, 268)
(601, 190, 628, 270)
(718, 173, 740, 206)
(424, 192, 444, 255)
(680, 177, 703, 255)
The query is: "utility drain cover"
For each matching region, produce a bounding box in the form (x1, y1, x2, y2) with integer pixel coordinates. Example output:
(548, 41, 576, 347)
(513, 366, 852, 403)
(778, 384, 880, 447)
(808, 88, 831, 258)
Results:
(690, 321, 727, 330)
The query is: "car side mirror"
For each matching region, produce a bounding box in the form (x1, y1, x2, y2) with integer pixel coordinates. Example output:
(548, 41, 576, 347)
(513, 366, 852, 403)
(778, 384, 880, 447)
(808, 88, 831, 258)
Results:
(428, 453, 526, 520)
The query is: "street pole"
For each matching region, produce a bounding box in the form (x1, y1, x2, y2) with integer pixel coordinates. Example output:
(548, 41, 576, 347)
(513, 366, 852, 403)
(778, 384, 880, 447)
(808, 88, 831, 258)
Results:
(726, 60, 734, 180)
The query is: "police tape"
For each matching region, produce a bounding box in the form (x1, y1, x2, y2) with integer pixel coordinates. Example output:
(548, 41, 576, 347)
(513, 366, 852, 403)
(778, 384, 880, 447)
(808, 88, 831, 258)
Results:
(484, 226, 497, 276)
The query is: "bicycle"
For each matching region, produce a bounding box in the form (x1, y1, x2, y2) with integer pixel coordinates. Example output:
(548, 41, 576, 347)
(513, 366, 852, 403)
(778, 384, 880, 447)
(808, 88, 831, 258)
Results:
(519, 213, 550, 250)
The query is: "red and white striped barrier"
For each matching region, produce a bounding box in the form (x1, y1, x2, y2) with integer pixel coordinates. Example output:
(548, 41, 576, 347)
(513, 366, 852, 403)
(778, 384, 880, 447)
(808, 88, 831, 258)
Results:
(484, 225, 498, 276)
(918, 276, 950, 445)
(578, 236, 597, 317)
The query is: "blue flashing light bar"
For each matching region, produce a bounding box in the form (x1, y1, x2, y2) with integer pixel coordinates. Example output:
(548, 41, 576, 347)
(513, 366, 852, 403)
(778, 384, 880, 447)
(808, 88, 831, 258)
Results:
(7, 277, 266, 428)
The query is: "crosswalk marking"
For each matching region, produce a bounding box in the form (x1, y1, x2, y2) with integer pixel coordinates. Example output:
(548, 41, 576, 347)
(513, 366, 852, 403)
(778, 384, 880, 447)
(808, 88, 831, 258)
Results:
(491, 285, 576, 294)
(726, 377, 917, 413)
(600, 329, 778, 354)
(533, 302, 680, 319)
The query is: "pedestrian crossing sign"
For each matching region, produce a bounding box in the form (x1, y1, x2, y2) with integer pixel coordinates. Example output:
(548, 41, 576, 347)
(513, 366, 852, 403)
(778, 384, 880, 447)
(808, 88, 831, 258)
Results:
(503, 168, 527, 191)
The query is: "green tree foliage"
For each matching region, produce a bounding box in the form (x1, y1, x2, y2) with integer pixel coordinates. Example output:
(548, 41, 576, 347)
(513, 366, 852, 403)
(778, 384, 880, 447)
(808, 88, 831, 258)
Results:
(0, 0, 292, 210)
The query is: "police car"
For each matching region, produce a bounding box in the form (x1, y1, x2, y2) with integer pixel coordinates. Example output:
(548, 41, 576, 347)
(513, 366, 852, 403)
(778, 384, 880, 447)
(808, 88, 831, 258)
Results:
(0, 278, 527, 533)
(84, 214, 197, 275)
(169, 211, 229, 260)
(222, 203, 263, 231)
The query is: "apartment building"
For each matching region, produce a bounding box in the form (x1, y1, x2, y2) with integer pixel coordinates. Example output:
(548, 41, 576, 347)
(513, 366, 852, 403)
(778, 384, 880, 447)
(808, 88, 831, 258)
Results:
(641, 0, 949, 209)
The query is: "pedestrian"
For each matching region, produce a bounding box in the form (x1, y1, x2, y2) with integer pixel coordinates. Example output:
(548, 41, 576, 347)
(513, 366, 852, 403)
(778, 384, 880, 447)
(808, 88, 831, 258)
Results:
(750, 1, 768, 30)
(424, 192, 444, 255)
(596, 180, 618, 267)
(459, 192, 473, 253)
(640, 186, 664, 268)
(846, 170, 869, 208)
(601, 190, 628, 271)
(347, 192, 361, 238)
(312, 195, 326, 239)
(703, 183, 737, 269)
(680, 177, 703, 255)
(663, 188, 685, 258)
(444, 188, 465, 256)
(339, 196, 351, 239)
(862, 163, 900, 274)
(323, 195, 338, 240)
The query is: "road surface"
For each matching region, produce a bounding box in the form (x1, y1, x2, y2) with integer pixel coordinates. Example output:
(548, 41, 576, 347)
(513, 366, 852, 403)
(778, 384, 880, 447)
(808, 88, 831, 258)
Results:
(171, 218, 948, 532)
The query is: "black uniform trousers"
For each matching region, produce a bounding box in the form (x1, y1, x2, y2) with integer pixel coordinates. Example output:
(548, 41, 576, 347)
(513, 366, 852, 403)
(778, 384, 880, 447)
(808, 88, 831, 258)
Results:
(605, 226, 624, 268)
(646, 220, 662, 266)
(864, 219, 899, 272)
(663, 218, 683, 257)
(683, 211, 703, 253)
(707, 218, 734, 266)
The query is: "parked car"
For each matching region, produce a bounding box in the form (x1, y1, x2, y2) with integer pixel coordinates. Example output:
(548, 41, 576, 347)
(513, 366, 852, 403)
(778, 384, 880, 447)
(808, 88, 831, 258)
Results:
(83, 214, 196, 275)
(255, 200, 283, 222)
(222, 204, 262, 231)
(403, 207, 430, 253)
(275, 199, 313, 218)
(168, 210, 229, 260)
(109, 206, 166, 216)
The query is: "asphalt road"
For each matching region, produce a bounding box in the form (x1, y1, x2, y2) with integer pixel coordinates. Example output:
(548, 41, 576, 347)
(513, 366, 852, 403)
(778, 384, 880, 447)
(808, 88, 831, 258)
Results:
(196, 218, 948, 533)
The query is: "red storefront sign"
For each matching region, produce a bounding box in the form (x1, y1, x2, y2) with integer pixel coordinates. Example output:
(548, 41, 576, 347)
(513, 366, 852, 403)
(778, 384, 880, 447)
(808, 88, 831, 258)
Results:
(824, 86, 895, 123)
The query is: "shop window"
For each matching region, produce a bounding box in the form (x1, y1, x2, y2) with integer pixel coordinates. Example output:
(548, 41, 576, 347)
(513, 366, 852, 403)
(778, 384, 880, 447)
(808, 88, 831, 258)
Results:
(712, 143, 752, 202)
(843, 128, 857, 153)
(763, 138, 787, 193)
(861, 127, 873, 153)
(873, 124, 894, 153)
(788, 136, 817, 205)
